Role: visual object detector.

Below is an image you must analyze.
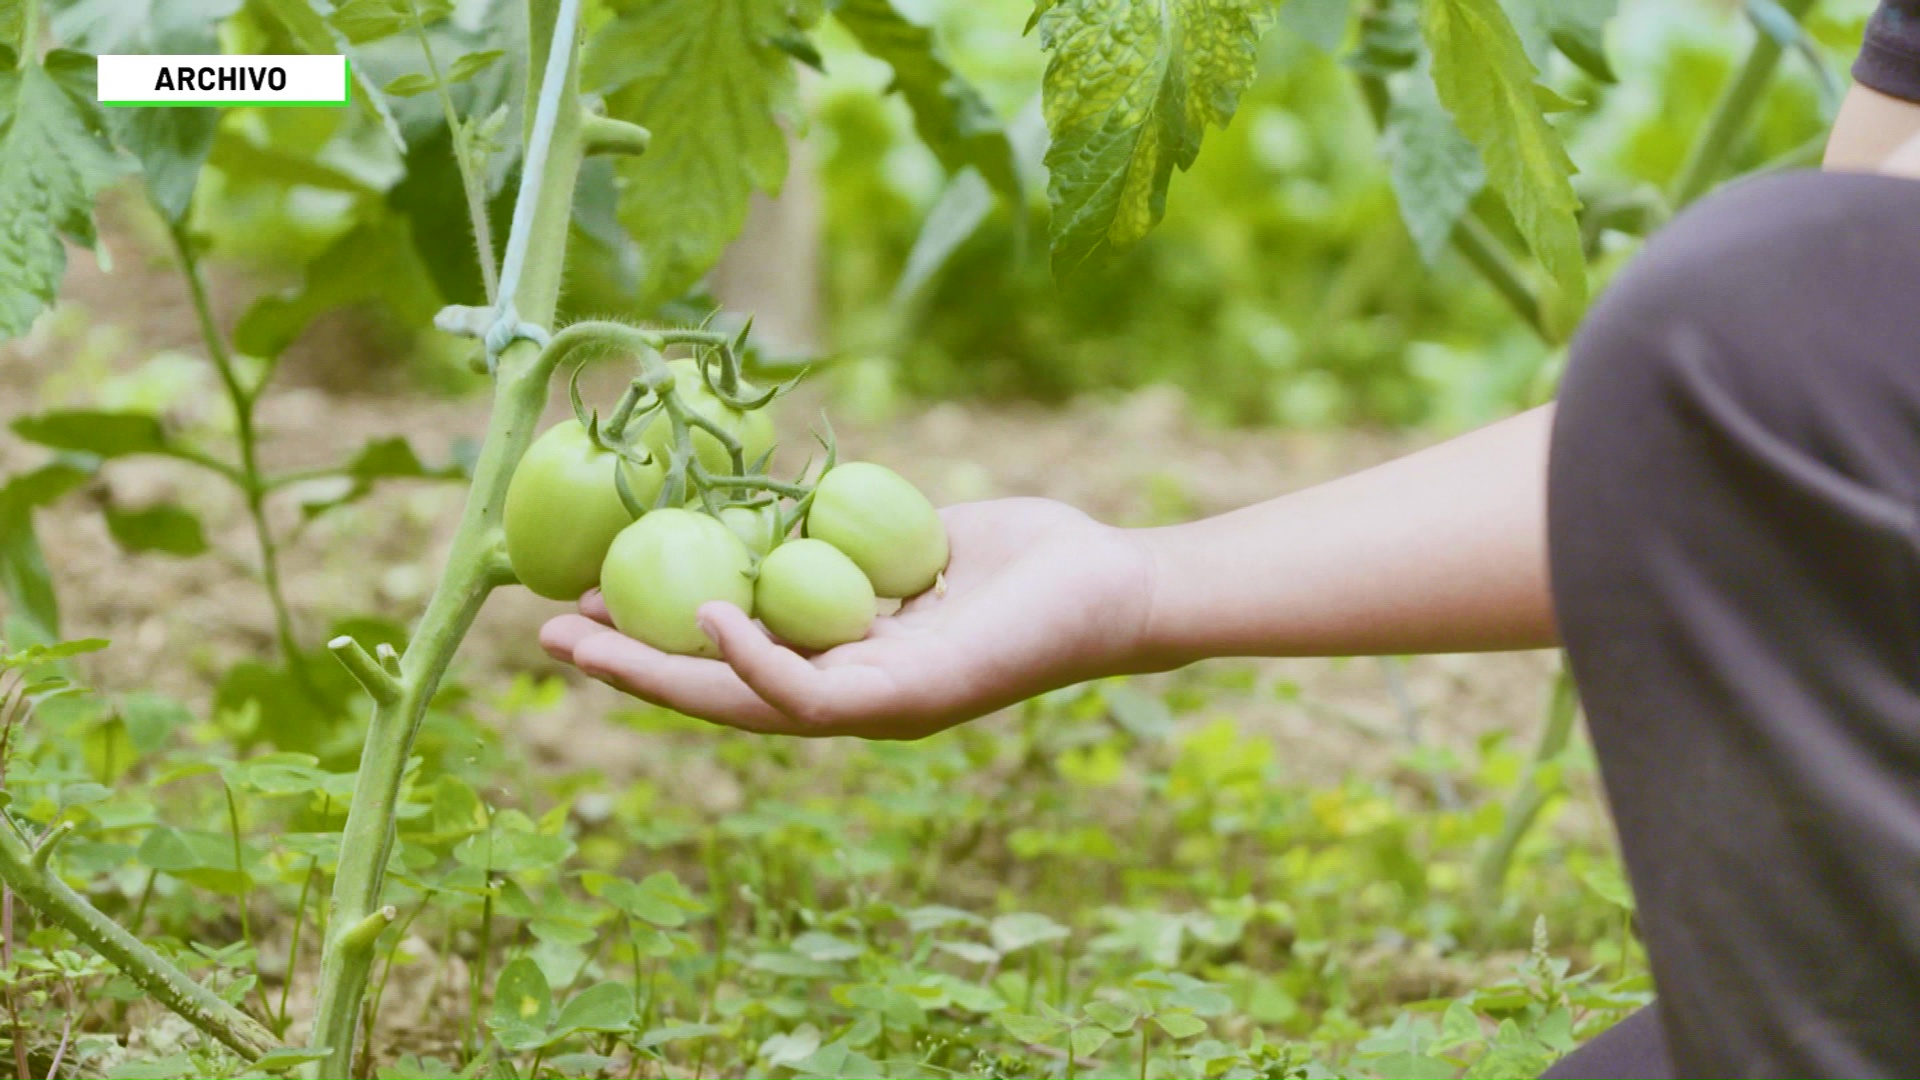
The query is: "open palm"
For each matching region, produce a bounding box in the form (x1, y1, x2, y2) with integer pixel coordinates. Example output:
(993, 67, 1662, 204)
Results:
(539, 498, 1155, 739)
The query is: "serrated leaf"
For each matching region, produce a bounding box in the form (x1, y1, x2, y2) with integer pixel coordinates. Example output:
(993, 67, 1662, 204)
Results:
(0, 464, 88, 642)
(1423, 0, 1586, 311)
(12, 411, 170, 458)
(829, 0, 1018, 198)
(328, 0, 451, 43)
(104, 503, 208, 557)
(586, 0, 799, 308)
(1033, 0, 1273, 276)
(0, 49, 129, 340)
(1383, 62, 1484, 265)
(50, 0, 241, 54)
(1545, 0, 1617, 83)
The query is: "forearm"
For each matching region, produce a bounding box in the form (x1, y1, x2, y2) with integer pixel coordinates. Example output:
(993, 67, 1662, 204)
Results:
(1132, 406, 1557, 664)
(1826, 84, 1920, 172)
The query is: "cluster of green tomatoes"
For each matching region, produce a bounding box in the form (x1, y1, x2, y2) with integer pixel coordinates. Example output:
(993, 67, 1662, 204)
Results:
(502, 350, 949, 656)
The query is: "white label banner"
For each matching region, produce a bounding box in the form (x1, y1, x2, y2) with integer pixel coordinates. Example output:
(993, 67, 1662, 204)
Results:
(97, 55, 348, 106)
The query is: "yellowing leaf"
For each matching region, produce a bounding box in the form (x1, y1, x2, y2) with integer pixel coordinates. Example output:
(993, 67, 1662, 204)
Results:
(1422, 0, 1586, 313)
(1033, 0, 1274, 276)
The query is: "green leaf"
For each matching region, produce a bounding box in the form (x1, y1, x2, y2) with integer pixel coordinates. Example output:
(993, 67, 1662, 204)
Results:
(136, 826, 253, 894)
(104, 503, 208, 557)
(586, 0, 800, 308)
(828, 0, 1018, 198)
(553, 982, 636, 1035)
(255, 0, 406, 150)
(328, 0, 452, 44)
(1154, 1009, 1208, 1039)
(1281, 0, 1352, 52)
(490, 956, 554, 1032)
(1382, 62, 1484, 265)
(108, 1057, 197, 1079)
(445, 49, 504, 85)
(990, 911, 1069, 954)
(0, 460, 86, 640)
(1069, 1024, 1112, 1057)
(250, 1047, 333, 1075)
(12, 411, 170, 458)
(234, 212, 442, 359)
(0, 49, 130, 340)
(1422, 0, 1586, 311)
(1544, 0, 1617, 83)
(1580, 862, 1635, 911)
(1083, 999, 1139, 1033)
(51, 0, 234, 224)
(1033, 0, 1273, 277)
(997, 1011, 1064, 1044)
(1101, 683, 1174, 740)
(384, 71, 439, 97)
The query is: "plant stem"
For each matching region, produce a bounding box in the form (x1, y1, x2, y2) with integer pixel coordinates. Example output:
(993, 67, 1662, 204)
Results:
(16, 0, 38, 56)
(408, 0, 500, 302)
(0, 819, 278, 1058)
(168, 225, 312, 695)
(1476, 666, 1580, 903)
(306, 5, 587, 1069)
(279, 856, 319, 1032)
(1671, 0, 1820, 209)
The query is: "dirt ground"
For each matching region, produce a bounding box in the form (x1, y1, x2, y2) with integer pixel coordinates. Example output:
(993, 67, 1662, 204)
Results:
(0, 226, 1563, 791)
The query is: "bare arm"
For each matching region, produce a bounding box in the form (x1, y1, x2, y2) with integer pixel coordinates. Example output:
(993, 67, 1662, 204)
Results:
(540, 407, 1557, 737)
(1135, 406, 1556, 664)
(1826, 83, 1920, 172)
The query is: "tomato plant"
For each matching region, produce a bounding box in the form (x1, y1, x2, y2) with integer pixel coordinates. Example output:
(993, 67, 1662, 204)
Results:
(806, 462, 951, 599)
(755, 537, 879, 651)
(0, 0, 1843, 1074)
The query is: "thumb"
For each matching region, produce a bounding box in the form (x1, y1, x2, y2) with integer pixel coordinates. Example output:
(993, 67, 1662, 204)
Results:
(697, 602, 834, 726)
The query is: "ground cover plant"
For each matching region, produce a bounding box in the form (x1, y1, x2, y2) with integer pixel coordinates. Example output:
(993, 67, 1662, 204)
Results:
(0, 0, 1860, 1076)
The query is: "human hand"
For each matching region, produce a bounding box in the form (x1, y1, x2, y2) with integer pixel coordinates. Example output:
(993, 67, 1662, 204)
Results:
(539, 498, 1157, 739)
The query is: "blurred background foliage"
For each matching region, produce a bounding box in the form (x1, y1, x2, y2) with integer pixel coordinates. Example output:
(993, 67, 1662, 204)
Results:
(157, 0, 1871, 432)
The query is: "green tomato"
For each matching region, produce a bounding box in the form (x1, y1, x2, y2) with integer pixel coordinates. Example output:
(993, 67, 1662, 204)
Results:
(804, 462, 948, 598)
(719, 503, 783, 557)
(635, 359, 777, 475)
(754, 539, 876, 651)
(600, 508, 754, 657)
(504, 420, 664, 601)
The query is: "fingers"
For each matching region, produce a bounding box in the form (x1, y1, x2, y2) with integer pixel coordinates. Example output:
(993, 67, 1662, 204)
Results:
(559, 622, 800, 734)
(577, 590, 613, 626)
(699, 603, 912, 733)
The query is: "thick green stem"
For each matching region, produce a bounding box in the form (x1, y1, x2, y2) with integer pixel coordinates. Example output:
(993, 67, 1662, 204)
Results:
(306, 3, 587, 1074)
(1671, 0, 1820, 209)
(0, 822, 278, 1058)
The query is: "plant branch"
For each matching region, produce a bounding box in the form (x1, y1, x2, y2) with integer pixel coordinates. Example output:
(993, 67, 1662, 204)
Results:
(1476, 666, 1580, 903)
(1671, 0, 1820, 209)
(168, 224, 312, 694)
(306, 0, 589, 1072)
(582, 114, 651, 157)
(1452, 217, 1548, 340)
(0, 819, 279, 1059)
(408, 0, 500, 302)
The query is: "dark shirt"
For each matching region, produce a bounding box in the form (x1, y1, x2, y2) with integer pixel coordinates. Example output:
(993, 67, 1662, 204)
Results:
(1860, 1, 1920, 101)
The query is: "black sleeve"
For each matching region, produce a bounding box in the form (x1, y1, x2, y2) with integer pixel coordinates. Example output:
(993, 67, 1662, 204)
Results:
(1857, 1, 1920, 103)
